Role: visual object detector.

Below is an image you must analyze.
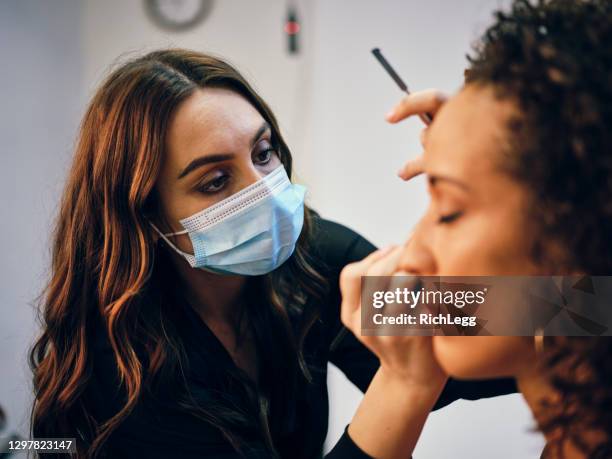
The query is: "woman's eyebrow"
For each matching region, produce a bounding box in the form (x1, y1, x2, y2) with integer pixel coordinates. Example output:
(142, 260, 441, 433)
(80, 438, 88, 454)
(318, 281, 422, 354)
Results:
(177, 153, 234, 179)
(428, 174, 470, 191)
(177, 122, 271, 180)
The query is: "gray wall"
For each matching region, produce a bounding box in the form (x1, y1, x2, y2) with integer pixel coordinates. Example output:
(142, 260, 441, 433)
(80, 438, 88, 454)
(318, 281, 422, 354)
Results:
(0, 1, 545, 457)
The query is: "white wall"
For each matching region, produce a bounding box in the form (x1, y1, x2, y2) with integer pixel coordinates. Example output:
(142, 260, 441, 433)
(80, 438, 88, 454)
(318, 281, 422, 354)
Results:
(81, 0, 315, 181)
(0, 0, 83, 447)
(1, 0, 545, 457)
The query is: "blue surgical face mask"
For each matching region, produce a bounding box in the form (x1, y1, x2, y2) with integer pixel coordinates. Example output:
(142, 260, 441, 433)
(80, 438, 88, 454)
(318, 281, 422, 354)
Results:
(150, 165, 306, 276)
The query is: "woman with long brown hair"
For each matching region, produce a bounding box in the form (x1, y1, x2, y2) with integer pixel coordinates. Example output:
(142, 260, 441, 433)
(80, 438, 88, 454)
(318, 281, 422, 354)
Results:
(30, 49, 513, 458)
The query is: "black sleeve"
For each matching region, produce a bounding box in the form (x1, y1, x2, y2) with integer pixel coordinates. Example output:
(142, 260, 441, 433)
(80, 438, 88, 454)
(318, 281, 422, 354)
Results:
(325, 428, 373, 459)
(310, 217, 380, 392)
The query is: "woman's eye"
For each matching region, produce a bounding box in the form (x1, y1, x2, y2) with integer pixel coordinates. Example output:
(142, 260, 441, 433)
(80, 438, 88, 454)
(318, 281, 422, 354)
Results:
(438, 211, 463, 224)
(198, 174, 229, 193)
(254, 148, 275, 165)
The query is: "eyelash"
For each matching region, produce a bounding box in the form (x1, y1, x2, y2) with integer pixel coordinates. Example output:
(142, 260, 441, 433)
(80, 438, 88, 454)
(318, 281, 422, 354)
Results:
(255, 147, 275, 165)
(196, 147, 278, 194)
(438, 211, 463, 224)
(197, 174, 229, 194)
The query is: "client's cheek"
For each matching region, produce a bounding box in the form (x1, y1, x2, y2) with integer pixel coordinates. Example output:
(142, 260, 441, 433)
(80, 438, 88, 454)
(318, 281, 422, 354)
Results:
(435, 236, 528, 275)
(432, 336, 478, 377)
(432, 246, 485, 276)
(433, 336, 529, 379)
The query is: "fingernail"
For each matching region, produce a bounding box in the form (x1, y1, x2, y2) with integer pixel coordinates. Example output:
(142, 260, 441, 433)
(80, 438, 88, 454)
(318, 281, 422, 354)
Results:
(385, 111, 396, 122)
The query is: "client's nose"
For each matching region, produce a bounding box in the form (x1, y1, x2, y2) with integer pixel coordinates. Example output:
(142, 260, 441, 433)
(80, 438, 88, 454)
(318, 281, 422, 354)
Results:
(397, 218, 436, 275)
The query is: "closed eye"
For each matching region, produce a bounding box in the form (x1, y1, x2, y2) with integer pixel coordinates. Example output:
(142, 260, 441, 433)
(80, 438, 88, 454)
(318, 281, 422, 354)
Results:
(438, 211, 463, 224)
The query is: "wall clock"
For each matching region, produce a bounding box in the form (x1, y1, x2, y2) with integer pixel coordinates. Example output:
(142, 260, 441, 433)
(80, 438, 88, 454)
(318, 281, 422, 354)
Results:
(145, 0, 214, 32)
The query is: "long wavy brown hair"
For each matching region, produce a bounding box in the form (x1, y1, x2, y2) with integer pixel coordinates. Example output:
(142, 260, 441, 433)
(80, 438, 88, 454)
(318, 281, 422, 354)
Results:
(30, 49, 327, 458)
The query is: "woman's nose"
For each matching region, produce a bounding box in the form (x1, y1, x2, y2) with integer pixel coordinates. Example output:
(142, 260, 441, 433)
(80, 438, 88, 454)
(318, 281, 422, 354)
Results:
(238, 164, 267, 190)
(397, 218, 437, 275)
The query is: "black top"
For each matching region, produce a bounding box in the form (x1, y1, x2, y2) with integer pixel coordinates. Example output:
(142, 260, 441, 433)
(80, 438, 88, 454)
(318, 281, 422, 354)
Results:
(88, 217, 516, 458)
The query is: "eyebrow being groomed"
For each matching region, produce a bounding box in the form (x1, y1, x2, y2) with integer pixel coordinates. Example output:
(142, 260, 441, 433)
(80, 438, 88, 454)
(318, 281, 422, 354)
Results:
(428, 174, 470, 191)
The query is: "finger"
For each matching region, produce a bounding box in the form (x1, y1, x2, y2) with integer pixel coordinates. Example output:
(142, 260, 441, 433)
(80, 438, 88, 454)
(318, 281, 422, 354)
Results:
(339, 262, 364, 318)
(340, 246, 396, 298)
(367, 246, 404, 278)
(354, 245, 398, 270)
(340, 246, 398, 325)
(363, 248, 406, 320)
(420, 127, 429, 148)
(386, 89, 448, 124)
(397, 155, 424, 180)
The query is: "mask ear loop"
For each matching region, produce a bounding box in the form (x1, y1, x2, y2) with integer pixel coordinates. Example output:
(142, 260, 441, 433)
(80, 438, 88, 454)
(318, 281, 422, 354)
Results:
(148, 221, 195, 263)
(149, 221, 223, 274)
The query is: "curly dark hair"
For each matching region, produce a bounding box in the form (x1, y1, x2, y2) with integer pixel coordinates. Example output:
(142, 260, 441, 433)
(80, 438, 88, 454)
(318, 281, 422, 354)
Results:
(464, 0, 612, 457)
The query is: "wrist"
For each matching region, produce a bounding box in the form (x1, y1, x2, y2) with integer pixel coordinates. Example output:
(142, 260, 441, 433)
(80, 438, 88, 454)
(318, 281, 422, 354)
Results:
(378, 365, 447, 402)
(347, 367, 445, 459)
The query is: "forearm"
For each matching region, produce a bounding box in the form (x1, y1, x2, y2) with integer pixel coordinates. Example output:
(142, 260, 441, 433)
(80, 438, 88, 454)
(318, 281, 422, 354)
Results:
(347, 367, 445, 459)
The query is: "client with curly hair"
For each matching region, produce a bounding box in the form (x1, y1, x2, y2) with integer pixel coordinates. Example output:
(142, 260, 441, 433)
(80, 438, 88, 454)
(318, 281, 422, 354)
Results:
(339, 1, 612, 458)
